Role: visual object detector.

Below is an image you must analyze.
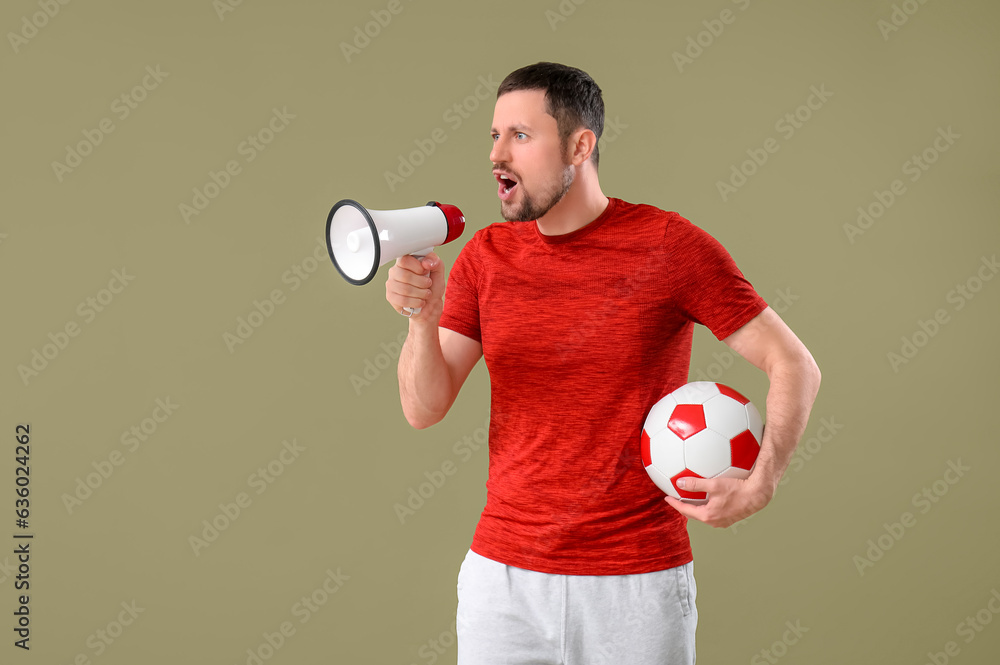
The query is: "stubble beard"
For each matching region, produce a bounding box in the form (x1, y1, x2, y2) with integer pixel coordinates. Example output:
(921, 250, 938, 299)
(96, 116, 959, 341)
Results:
(500, 160, 576, 222)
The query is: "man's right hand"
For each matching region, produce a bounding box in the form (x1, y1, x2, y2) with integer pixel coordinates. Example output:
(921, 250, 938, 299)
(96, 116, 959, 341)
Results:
(385, 252, 446, 323)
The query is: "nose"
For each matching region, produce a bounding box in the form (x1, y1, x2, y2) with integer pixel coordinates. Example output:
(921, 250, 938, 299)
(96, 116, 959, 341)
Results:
(489, 135, 508, 165)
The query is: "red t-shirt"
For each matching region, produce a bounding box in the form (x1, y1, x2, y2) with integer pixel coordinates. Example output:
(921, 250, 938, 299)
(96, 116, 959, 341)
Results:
(439, 197, 768, 575)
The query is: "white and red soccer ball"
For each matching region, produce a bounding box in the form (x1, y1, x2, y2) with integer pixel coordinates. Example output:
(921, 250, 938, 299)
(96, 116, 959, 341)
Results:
(641, 382, 764, 504)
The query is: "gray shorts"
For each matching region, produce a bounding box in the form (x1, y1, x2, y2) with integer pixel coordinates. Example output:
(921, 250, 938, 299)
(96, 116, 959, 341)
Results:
(456, 548, 697, 665)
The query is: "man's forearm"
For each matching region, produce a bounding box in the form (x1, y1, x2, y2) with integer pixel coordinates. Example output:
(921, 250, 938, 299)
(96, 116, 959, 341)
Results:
(398, 322, 455, 429)
(750, 352, 822, 497)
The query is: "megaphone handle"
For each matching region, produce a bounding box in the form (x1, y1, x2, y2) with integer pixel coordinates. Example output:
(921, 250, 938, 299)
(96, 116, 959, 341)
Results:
(402, 250, 432, 317)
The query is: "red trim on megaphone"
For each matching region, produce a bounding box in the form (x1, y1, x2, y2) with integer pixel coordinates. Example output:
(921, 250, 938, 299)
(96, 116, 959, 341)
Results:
(427, 201, 466, 245)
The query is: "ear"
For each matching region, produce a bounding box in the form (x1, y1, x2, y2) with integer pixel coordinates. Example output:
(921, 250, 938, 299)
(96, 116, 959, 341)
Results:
(567, 127, 598, 167)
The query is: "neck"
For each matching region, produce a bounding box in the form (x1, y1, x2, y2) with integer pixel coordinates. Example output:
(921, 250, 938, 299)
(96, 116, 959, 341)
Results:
(535, 165, 609, 236)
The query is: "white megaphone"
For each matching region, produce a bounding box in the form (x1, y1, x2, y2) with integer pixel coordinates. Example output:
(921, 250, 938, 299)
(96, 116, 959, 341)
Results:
(326, 199, 466, 314)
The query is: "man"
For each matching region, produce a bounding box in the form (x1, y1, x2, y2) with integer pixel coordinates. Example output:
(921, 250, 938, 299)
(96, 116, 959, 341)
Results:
(385, 62, 821, 665)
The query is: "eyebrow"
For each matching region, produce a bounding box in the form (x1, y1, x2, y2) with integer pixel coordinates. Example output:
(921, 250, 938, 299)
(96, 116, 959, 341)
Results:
(490, 123, 533, 134)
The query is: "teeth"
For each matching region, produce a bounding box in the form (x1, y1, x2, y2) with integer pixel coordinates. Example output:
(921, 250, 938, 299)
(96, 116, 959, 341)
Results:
(500, 175, 509, 180)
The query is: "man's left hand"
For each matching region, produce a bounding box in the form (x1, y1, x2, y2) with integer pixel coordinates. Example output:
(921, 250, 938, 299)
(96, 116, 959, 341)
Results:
(663, 475, 773, 528)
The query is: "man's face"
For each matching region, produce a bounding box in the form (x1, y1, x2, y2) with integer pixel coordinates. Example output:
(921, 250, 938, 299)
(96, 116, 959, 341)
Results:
(490, 89, 574, 222)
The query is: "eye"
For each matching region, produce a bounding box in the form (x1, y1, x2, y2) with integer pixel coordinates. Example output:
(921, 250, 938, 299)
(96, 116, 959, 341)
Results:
(516, 132, 527, 140)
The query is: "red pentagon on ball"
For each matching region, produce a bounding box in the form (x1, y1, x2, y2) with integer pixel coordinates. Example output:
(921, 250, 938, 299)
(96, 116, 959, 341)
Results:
(670, 468, 706, 501)
(640, 429, 652, 467)
(667, 404, 706, 440)
(716, 383, 751, 405)
(730, 430, 760, 470)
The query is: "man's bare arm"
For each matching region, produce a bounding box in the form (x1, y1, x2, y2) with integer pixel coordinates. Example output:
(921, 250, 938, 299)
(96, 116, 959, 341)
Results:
(398, 324, 482, 429)
(664, 306, 821, 527)
(386, 253, 483, 429)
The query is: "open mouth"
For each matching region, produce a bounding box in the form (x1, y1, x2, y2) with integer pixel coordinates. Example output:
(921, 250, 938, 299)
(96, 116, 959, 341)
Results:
(495, 173, 519, 201)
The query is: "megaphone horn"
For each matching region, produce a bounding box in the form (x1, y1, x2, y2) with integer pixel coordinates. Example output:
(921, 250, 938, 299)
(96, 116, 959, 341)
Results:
(326, 199, 466, 287)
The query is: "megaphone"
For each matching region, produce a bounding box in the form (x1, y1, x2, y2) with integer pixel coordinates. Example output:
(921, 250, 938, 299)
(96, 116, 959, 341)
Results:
(325, 199, 466, 314)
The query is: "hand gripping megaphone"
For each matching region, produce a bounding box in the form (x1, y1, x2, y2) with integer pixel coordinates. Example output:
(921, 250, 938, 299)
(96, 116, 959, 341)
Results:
(325, 199, 465, 315)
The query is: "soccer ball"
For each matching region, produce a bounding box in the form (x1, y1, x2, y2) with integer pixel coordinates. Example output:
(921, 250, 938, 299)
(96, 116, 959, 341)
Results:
(641, 382, 764, 504)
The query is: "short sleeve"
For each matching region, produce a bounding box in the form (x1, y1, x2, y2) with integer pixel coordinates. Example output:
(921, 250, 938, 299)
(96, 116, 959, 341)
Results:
(665, 215, 769, 340)
(439, 233, 483, 343)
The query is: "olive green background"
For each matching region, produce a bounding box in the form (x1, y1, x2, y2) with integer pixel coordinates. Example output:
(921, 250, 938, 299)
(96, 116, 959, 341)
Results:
(2, 0, 998, 663)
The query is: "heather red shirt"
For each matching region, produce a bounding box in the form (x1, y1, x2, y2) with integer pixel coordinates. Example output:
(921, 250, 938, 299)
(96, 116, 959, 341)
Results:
(439, 197, 768, 575)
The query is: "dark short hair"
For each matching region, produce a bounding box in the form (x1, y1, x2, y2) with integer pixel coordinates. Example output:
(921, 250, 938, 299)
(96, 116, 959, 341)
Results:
(497, 62, 605, 168)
